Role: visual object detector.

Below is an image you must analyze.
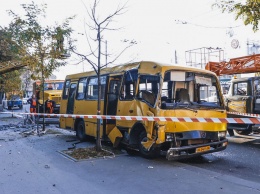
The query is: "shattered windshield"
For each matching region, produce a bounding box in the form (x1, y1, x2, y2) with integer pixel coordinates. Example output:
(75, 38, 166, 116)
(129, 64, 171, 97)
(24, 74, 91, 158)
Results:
(160, 71, 222, 110)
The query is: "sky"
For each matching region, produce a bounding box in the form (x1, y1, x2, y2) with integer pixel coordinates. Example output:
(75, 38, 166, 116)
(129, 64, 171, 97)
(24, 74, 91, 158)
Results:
(1, 0, 260, 79)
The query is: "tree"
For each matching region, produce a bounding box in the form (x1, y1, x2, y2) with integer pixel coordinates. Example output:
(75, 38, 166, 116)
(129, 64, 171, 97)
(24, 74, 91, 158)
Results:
(5, 2, 74, 130)
(1, 70, 22, 97)
(0, 27, 24, 103)
(7, 2, 74, 79)
(0, 29, 13, 62)
(71, 0, 135, 151)
(214, 0, 260, 32)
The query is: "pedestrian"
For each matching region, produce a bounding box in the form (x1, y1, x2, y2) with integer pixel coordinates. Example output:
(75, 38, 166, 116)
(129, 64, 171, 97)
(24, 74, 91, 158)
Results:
(45, 97, 55, 114)
(27, 94, 38, 113)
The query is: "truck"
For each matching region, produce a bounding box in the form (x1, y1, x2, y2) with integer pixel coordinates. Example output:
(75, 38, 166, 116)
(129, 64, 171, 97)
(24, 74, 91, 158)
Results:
(33, 80, 64, 113)
(3, 95, 23, 110)
(206, 53, 260, 135)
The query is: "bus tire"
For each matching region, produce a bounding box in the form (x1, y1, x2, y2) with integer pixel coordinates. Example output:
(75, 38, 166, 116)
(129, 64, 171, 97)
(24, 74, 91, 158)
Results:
(76, 120, 88, 141)
(126, 148, 137, 156)
(138, 131, 158, 159)
(8, 106, 11, 110)
(235, 125, 252, 135)
(227, 128, 234, 136)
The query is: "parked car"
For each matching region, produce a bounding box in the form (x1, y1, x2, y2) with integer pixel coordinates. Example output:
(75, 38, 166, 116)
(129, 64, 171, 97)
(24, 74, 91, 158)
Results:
(5, 95, 23, 110)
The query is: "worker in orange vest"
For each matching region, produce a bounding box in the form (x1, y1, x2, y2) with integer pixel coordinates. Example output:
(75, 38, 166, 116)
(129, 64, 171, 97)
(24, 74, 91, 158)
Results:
(27, 94, 38, 113)
(45, 97, 55, 114)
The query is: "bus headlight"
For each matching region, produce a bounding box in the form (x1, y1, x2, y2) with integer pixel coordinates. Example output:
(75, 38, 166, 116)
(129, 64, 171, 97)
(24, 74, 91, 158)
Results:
(218, 131, 226, 138)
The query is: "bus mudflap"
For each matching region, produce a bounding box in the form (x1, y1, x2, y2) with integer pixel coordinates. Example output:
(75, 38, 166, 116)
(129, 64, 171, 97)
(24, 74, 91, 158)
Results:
(108, 126, 123, 148)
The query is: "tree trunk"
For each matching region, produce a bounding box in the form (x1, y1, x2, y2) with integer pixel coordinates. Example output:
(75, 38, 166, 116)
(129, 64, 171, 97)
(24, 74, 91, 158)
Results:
(41, 54, 45, 132)
(96, 26, 102, 151)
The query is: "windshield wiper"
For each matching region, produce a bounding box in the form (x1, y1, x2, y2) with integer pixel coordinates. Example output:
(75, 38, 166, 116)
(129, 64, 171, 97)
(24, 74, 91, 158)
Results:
(176, 103, 198, 113)
(196, 105, 225, 112)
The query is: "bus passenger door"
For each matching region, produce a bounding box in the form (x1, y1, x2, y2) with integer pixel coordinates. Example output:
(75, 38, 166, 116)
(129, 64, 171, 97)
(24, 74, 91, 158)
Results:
(105, 76, 122, 147)
(106, 77, 121, 122)
(65, 83, 77, 129)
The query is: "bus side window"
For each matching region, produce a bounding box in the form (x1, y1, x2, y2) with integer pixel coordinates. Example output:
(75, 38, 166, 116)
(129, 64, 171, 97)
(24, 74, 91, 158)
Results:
(76, 77, 87, 100)
(62, 80, 70, 99)
(86, 76, 106, 100)
(120, 82, 134, 100)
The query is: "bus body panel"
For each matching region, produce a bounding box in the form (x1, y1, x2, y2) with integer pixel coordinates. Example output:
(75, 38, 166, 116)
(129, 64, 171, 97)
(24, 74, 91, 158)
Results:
(116, 100, 137, 128)
(158, 109, 227, 133)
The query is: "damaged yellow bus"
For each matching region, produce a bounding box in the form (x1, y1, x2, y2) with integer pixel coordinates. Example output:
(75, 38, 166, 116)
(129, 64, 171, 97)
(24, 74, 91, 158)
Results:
(59, 61, 228, 160)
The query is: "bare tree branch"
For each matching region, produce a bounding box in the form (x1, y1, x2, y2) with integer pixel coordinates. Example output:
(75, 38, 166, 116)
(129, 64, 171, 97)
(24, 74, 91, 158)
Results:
(73, 0, 135, 152)
(83, 18, 98, 58)
(107, 44, 133, 65)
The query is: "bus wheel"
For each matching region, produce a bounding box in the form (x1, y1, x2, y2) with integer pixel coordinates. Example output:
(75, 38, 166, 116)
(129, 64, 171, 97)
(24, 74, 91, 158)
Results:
(126, 148, 137, 156)
(138, 131, 158, 159)
(8, 106, 11, 110)
(76, 121, 88, 141)
(235, 125, 252, 135)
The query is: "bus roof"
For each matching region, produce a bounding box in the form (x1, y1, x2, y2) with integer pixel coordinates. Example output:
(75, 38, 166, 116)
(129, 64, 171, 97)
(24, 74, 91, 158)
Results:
(65, 61, 217, 80)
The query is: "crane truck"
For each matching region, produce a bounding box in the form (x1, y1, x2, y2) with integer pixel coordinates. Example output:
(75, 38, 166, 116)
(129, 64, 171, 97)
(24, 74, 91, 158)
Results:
(206, 54, 260, 136)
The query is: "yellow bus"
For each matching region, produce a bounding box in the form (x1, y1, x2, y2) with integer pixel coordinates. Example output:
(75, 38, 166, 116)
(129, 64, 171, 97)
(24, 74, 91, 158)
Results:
(60, 61, 228, 160)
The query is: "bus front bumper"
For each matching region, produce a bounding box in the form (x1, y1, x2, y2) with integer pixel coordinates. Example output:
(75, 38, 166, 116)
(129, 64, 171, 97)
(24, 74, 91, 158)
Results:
(165, 139, 228, 160)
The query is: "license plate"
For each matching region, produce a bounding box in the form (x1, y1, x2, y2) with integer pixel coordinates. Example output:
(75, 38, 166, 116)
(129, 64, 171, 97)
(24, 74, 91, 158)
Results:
(196, 146, 210, 153)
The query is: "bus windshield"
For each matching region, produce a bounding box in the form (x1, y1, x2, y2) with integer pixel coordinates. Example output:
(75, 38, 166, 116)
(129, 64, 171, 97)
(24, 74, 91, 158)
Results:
(161, 71, 221, 109)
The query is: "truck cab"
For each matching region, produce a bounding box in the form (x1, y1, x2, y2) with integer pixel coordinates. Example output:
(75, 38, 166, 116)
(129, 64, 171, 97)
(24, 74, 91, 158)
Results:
(226, 76, 260, 135)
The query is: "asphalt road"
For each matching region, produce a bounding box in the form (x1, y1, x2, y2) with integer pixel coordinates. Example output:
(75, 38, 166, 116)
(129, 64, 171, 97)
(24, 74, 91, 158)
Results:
(178, 133, 260, 184)
(0, 106, 260, 194)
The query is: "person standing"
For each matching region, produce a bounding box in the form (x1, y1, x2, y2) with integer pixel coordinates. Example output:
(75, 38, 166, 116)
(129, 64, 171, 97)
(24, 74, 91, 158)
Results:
(27, 94, 38, 113)
(45, 97, 55, 114)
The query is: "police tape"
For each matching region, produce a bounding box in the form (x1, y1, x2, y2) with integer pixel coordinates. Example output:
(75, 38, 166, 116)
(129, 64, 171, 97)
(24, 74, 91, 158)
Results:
(227, 111, 260, 118)
(1, 111, 260, 124)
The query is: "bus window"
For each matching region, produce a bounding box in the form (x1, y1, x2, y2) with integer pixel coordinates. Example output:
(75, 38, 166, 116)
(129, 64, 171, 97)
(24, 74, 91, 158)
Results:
(120, 83, 134, 100)
(199, 85, 219, 103)
(67, 83, 77, 114)
(120, 69, 137, 101)
(87, 77, 98, 100)
(87, 76, 106, 100)
(137, 75, 160, 106)
(62, 80, 71, 99)
(76, 77, 87, 100)
(161, 81, 174, 103)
